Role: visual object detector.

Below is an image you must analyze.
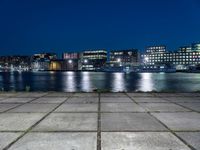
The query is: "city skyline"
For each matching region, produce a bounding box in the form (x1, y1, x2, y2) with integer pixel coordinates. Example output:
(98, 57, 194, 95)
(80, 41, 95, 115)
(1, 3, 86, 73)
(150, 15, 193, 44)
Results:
(0, 42, 199, 57)
(0, 0, 200, 55)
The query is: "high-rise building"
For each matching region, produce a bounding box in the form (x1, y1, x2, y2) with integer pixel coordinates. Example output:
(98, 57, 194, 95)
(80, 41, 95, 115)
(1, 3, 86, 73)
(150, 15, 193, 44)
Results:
(81, 50, 107, 71)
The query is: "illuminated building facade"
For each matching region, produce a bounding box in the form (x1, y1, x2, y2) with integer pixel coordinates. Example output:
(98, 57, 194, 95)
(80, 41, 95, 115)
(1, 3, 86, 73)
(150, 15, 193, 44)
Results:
(141, 43, 200, 70)
(0, 55, 31, 71)
(110, 49, 139, 67)
(31, 53, 57, 71)
(81, 50, 107, 71)
(49, 60, 63, 71)
(62, 52, 80, 70)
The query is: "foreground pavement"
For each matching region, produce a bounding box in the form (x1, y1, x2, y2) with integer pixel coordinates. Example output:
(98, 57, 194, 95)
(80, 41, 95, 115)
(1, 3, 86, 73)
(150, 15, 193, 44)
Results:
(0, 92, 200, 150)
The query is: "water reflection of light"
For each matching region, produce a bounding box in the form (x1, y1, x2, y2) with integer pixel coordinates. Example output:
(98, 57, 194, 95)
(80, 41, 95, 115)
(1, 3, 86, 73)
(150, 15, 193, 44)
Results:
(63, 72, 76, 92)
(81, 72, 91, 92)
(10, 72, 15, 90)
(50, 71, 55, 74)
(139, 73, 153, 92)
(112, 73, 125, 92)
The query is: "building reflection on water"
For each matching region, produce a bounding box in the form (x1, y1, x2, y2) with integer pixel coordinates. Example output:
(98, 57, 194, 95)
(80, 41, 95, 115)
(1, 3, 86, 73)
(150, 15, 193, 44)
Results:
(63, 72, 76, 92)
(139, 73, 154, 92)
(81, 72, 92, 92)
(112, 73, 126, 92)
(0, 72, 200, 92)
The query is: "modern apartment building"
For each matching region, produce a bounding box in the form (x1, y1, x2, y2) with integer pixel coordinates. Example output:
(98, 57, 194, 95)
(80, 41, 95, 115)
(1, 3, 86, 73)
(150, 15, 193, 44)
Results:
(31, 53, 57, 71)
(0, 55, 31, 71)
(141, 43, 200, 70)
(62, 52, 80, 71)
(110, 49, 140, 67)
(81, 49, 107, 71)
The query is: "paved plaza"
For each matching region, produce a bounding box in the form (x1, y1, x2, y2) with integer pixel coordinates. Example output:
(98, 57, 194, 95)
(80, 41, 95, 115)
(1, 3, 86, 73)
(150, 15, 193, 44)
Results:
(0, 92, 200, 150)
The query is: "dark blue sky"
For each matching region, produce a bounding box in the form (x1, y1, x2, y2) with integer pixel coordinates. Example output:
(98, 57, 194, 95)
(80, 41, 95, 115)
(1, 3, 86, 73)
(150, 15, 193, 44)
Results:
(0, 0, 200, 56)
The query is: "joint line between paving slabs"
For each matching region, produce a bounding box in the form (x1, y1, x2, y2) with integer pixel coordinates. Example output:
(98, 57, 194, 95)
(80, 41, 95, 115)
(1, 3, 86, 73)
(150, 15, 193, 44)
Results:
(125, 93, 138, 104)
(156, 95, 200, 114)
(97, 92, 101, 150)
(3, 93, 74, 150)
(0, 93, 50, 114)
(147, 112, 197, 150)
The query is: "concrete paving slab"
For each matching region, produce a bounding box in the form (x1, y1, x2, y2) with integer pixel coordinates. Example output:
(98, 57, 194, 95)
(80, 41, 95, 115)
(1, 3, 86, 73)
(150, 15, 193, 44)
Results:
(133, 97, 169, 103)
(152, 112, 200, 131)
(45, 92, 73, 97)
(9, 103, 58, 113)
(127, 93, 154, 97)
(15, 92, 47, 98)
(101, 113, 167, 131)
(178, 103, 200, 112)
(0, 97, 35, 103)
(0, 93, 17, 97)
(101, 97, 133, 103)
(101, 103, 145, 112)
(101, 132, 190, 150)
(0, 97, 7, 100)
(176, 132, 200, 150)
(0, 113, 45, 131)
(101, 93, 127, 97)
(139, 103, 189, 112)
(165, 97, 200, 103)
(9, 132, 97, 150)
(66, 97, 98, 104)
(55, 104, 98, 112)
(177, 93, 200, 97)
(33, 113, 97, 131)
(31, 97, 67, 103)
(0, 104, 20, 112)
(0, 132, 22, 149)
(154, 93, 181, 97)
(73, 93, 98, 97)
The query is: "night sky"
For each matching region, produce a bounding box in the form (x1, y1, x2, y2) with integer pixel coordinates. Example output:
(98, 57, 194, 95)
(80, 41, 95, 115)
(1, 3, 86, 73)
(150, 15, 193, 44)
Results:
(0, 0, 200, 56)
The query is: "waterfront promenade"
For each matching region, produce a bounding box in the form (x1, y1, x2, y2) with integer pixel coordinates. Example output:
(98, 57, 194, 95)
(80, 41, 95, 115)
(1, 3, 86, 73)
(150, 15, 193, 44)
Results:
(0, 92, 200, 150)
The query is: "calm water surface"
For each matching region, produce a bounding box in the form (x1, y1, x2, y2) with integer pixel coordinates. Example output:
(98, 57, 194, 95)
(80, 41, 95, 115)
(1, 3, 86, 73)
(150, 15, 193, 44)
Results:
(0, 71, 200, 92)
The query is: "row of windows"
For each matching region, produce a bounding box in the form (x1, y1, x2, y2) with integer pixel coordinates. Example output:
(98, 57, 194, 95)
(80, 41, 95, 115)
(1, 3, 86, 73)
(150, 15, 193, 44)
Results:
(148, 59, 200, 62)
(83, 55, 107, 58)
(147, 56, 200, 59)
(148, 62, 200, 65)
(142, 52, 200, 57)
(147, 57, 200, 60)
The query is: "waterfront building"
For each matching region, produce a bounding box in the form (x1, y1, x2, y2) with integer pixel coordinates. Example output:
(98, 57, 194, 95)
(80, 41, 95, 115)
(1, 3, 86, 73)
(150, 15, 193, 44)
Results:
(32, 53, 57, 61)
(63, 52, 79, 59)
(49, 59, 63, 71)
(141, 45, 169, 65)
(62, 52, 81, 71)
(106, 49, 140, 72)
(110, 49, 140, 66)
(31, 53, 57, 71)
(0, 55, 31, 71)
(81, 49, 107, 71)
(141, 43, 200, 70)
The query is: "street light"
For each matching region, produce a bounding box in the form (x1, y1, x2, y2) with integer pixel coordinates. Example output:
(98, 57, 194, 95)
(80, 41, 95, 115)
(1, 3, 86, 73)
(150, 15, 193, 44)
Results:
(144, 57, 149, 62)
(68, 59, 72, 64)
(84, 59, 88, 63)
(117, 58, 121, 62)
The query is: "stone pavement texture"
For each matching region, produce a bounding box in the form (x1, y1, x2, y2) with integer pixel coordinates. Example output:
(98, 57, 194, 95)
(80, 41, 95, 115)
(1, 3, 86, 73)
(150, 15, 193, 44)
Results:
(0, 92, 200, 150)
